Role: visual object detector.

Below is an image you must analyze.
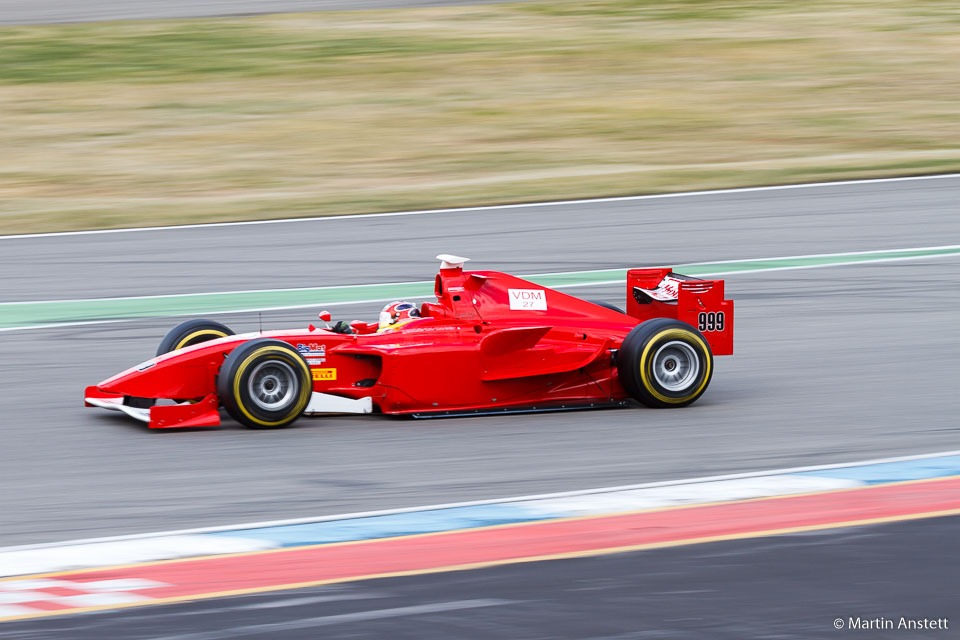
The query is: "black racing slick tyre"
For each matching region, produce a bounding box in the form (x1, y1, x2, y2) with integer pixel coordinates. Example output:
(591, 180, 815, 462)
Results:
(588, 299, 625, 314)
(157, 319, 235, 356)
(217, 339, 312, 429)
(617, 318, 713, 408)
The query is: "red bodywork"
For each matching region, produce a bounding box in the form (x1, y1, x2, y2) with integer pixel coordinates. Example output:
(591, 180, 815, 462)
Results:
(84, 264, 734, 428)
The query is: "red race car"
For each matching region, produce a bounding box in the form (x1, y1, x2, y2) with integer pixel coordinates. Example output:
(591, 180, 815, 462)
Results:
(84, 255, 734, 429)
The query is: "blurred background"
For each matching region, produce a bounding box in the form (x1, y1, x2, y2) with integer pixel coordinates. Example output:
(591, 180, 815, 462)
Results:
(2, 0, 960, 235)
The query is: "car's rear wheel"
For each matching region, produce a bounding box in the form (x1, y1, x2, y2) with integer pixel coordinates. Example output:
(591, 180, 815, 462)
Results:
(587, 299, 625, 314)
(217, 339, 312, 429)
(157, 319, 234, 357)
(617, 318, 713, 408)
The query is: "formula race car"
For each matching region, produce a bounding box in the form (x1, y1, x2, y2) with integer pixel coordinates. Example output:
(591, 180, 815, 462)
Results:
(84, 256, 734, 429)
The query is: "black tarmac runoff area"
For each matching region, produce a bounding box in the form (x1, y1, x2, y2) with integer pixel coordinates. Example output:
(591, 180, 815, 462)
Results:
(4, 514, 957, 640)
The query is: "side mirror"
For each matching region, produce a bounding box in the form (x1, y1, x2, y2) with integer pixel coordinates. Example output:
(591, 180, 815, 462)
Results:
(316, 310, 332, 330)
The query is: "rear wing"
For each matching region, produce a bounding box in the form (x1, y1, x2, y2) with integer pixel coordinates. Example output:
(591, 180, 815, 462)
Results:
(626, 268, 734, 356)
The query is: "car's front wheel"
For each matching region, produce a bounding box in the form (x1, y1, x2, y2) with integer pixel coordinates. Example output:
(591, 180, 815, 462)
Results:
(157, 319, 234, 356)
(617, 318, 713, 408)
(217, 339, 312, 429)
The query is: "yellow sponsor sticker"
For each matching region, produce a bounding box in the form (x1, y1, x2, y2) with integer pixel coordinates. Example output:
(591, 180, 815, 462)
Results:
(312, 368, 337, 381)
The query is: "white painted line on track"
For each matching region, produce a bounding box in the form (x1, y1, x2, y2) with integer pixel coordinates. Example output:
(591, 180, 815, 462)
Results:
(0, 296, 438, 334)
(659, 244, 960, 267)
(4, 449, 958, 554)
(2, 245, 959, 333)
(2, 172, 958, 241)
(10, 243, 959, 306)
(690, 252, 960, 277)
(2, 283, 435, 306)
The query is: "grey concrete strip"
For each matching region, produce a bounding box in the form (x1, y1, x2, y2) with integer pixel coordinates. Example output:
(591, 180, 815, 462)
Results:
(4, 175, 959, 303)
(0, 0, 532, 26)
(4, 175, 954, 242)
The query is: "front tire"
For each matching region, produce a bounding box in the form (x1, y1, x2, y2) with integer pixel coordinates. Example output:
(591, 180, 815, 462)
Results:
(617, 318, 713, 408)
(217, 339, 312, 429)
(157, 319, 234, 356)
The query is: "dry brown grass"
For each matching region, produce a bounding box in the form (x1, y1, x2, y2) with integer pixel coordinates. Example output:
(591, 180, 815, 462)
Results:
(2, 0, 960, 234)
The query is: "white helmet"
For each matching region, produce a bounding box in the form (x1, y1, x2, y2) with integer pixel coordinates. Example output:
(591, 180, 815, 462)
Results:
(378, 301, 420, 331)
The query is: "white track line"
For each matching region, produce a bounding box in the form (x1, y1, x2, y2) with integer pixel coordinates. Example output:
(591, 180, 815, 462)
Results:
(663, 243, 960, 267)
(3, 449, 958, 554)
(2, 246, 959, 333)
(2, 173, 958, 241)
(8, 244, 959, 306)
(0, 296, 437, 334)
(2, 283, 436, 306)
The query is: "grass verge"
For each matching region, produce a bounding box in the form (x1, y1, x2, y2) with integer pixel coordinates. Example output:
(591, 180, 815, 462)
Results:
(2, 0, 960, 234)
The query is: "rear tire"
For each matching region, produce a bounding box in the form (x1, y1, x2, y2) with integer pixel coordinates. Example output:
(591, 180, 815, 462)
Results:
(588, 299, 625, 314)
(617, 318, 713, 408)
(157, 319, 234, 356)
(217, 339, 312, 429)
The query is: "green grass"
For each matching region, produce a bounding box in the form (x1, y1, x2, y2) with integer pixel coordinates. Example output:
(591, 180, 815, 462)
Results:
(0, 24, 508, 83)
(1, 0, 960, 234)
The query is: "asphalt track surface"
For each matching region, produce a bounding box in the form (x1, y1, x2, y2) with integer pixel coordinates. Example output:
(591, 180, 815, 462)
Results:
(0, 0, 532, 26)
(6, 514, 957, 639)
(1, 176, 959, 547)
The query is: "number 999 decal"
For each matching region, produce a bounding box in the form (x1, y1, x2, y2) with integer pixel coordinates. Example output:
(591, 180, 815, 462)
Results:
(697, 311, 725, 332)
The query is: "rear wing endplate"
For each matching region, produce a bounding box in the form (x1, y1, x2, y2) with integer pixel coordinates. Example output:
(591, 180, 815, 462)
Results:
(627, 268, 734, 356)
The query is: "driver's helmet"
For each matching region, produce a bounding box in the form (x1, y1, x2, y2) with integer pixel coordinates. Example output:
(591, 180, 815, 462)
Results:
(378, 301, 421, 332)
